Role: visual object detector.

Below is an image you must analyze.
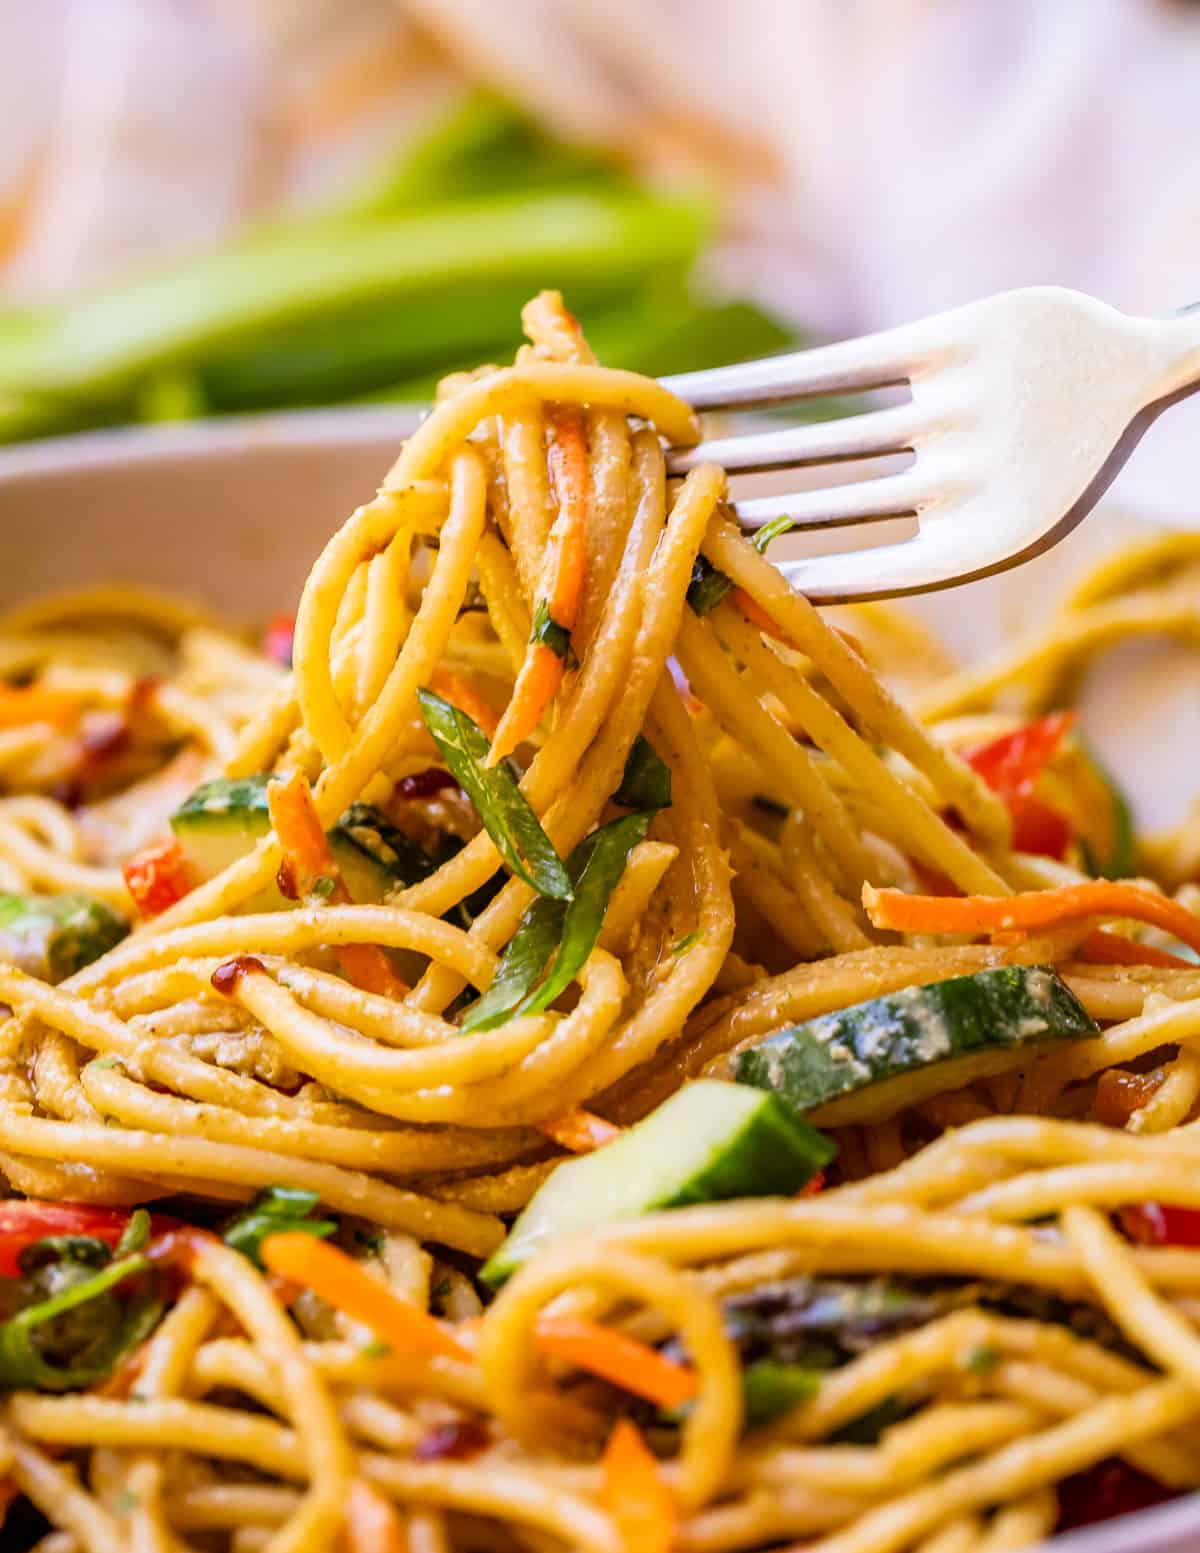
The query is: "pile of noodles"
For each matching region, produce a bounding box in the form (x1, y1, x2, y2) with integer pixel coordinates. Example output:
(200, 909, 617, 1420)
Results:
(2, 294, 1200, 1551)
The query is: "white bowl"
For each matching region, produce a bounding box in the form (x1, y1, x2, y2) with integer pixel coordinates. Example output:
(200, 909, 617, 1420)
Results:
(1, 412, 1197, 1553)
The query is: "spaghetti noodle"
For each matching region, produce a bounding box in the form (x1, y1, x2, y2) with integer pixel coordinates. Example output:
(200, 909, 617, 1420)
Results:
(0, 293, 1199, 1551)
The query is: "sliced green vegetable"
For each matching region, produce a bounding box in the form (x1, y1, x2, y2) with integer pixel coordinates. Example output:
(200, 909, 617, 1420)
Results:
(418, 689, 571, 900)
(223, 1187, 336, 1270)
(482, 1081, 835, 1286)
(171, 777, 434, 908)
(0, 893, 128, 983)
(460, 812, 652, 1032)
(613, 735, 672, 811)
(1072, 738, 1136, 880)
(732, 966, 1097, 1125)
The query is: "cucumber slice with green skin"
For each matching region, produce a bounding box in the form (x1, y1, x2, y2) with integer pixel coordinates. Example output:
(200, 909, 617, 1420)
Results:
(171, 777, 435, 909)
(480, 1080, 835, 1288)
(732, 966, 1097, 1127)
(0, 894, 128, 983)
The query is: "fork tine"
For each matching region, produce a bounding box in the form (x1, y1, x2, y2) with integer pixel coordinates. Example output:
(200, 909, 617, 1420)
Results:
(660, 320, 923, 410)
(728, 473, 925, 532)
(774, 518, 994, 604)
(666, 403, 922, 475)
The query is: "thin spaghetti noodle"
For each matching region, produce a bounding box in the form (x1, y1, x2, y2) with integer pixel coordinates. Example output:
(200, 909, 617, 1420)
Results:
(0, 292, 1199, 1552)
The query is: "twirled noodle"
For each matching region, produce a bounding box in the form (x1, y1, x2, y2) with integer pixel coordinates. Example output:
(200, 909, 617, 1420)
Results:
(6, 294, 1200, 1553)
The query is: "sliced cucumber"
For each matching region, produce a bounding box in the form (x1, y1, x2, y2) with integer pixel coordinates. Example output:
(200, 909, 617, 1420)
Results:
(732, 966, 1097, 1126)
(0, 893, 128, 983)
(481, 1080, 834, 1287)
(171, 777, 435, 909)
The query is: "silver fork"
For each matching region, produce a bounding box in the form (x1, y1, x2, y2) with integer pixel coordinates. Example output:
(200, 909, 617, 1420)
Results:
(661, 287, 1200, 603)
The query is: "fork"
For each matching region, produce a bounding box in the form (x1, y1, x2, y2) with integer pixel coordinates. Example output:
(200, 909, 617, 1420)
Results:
(661, 286, 1200, 603)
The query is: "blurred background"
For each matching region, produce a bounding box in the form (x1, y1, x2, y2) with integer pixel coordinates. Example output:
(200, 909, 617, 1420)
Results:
(2, 0, 1200, 519)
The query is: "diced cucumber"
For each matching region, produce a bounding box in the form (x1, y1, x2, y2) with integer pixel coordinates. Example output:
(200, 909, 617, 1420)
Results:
(170, 777, 434, 909)
(0, 894, 128, 983)
(480, 1080, 834, 1287)
(732, 966, 1097, 1125)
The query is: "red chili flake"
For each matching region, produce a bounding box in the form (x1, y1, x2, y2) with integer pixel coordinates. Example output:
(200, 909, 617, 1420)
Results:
(411, 1417, 490, 1462)
(211, 955, 267, 996)
(276, 858, 299, 900)
(397, 768, 461, 801)
(1056, 1458, 1176, 1532)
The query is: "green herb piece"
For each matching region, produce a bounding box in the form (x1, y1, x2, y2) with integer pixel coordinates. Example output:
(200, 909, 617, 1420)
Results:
(523, 812, 653, 1015)
(686, 555, 734, 617)
(461, 812, 653, 1031)
(672, 931, 702, 956)
(0, 1250, 161, 1392)
(530, 599, 573, 662)
(418, 689, 572, 901)
(963, 1343, 1000, 1375)
(354, 1228, 386, 1257)
(751, 515, 796, 553)
(362, 1338, 392, 1359)
(741, 1359, 821, 1428)
(224, 1187, 336, 1269)
(460, 896, 563, 1033)
(613, 736, 672, 810)
(115, 1210, 151, 1258)
(432, 1277, 452, 1300)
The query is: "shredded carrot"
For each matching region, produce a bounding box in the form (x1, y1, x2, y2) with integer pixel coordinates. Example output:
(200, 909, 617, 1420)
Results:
(487, 642, 564, 766)
(0, 683, 83, 729)
(267, 770, 334, 893)
(261, 1233, 472, 1362)
(863, 880, 1200, 958)
(537, 1110, 623, 1153)
(431, 668, 499, 738)
(535, 1315, 697, 1408)
(732, 587, 789, 642)
(267, 772, 408, 997)
(1080, 929, 1194, 970)
(600, 1419, 675, 1553)
(487, 407, 589, 765)
(796, 1171, 826, 1198)
(345, 1479, 407, 1553)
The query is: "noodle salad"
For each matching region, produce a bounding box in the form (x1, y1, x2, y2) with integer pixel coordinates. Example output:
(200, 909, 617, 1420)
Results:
(1, 293, 1200, 1552)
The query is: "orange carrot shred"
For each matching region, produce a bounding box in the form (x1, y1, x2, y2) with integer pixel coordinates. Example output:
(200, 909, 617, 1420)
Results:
(863, 880, 1200, 958)
(487, 407, 589, 766)
(538, 1110, 623, 1153)
(345, 1479, 408, 1553)
(487, 643, 564, 765)
(1080, 929, 1193, 969)
(601, 1419, 675, 1553)
(261, 1234, 472, 1362)
(267, 772, 408, 998)
(431, 668, 499, 738)
(0, 684, 84, 730)
(535, 1315, 698, 1408)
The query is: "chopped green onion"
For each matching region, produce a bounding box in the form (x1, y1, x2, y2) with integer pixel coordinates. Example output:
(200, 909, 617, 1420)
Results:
(462, 811, 654, 1031)
(613, 736, 672, 811)
(686, 555, 734, 617)
(418, 689, 572, 901)
(224, 1187, 336, 1269)
(751, 515, 796, 552)
(530, 599, 574, 662)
